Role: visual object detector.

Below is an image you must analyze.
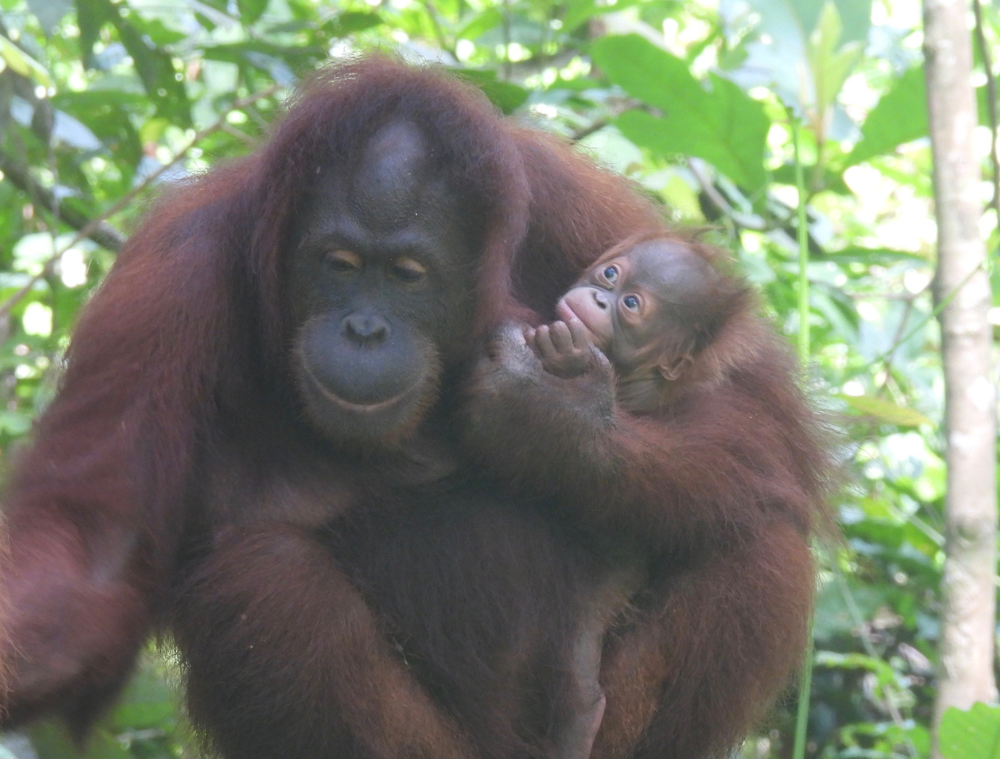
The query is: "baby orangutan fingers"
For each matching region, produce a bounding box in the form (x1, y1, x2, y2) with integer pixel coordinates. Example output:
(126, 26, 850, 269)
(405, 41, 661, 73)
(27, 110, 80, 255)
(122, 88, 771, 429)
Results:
(548, 321, 576, 353)
(565, 317, 592, 352)
(534, 321, 593, 379)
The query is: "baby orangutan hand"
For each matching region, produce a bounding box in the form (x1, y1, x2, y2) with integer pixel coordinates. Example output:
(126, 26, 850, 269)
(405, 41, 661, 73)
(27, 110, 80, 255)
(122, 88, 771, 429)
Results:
(524, 318, 597, 379)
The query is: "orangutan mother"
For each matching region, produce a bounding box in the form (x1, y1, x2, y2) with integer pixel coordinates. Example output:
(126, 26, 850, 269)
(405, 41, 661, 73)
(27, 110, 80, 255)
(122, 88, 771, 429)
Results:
(0, 56, 827, 759)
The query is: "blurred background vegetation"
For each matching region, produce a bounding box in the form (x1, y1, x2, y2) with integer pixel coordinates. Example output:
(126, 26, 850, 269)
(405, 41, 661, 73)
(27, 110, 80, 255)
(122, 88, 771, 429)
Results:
(0, 0, 996, 757)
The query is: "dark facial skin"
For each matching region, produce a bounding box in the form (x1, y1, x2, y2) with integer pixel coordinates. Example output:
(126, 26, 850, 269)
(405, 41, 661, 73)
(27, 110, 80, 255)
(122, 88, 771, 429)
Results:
(289, 121, 477, 444)
(526, 239, 725, 389)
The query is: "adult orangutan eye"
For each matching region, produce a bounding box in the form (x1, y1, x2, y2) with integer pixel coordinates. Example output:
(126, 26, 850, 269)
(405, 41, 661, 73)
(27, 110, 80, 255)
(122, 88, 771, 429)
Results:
(622, 294, 641, 311)
(602, 266, 619, 284)
(327, 250, 362, 273)
(392, 257, 428, 283)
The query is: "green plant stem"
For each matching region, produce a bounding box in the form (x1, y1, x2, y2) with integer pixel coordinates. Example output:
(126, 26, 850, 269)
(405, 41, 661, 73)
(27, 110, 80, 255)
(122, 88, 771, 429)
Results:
(791, 117, 813, 759)
(793, 120, 810, 366)
(793, 620, 816, 759)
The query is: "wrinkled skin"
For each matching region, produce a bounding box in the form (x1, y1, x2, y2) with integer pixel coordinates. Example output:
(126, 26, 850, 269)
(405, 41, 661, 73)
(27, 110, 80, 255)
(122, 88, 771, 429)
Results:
(289, 121, 478, 443)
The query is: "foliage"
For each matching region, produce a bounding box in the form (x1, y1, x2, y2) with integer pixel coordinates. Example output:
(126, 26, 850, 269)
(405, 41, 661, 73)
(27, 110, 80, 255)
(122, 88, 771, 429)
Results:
(0, 0, 996, 757)
(939, 703, 1000, 759)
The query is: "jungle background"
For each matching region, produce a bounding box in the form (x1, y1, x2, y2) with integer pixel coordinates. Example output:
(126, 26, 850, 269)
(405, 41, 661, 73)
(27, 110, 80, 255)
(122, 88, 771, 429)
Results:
(0, 0, 997, 757)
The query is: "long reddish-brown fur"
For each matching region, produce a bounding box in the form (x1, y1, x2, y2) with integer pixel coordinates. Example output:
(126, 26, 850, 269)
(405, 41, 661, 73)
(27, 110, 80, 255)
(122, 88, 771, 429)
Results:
(462, 233, 833, 758)
(0, 55, 829, 759)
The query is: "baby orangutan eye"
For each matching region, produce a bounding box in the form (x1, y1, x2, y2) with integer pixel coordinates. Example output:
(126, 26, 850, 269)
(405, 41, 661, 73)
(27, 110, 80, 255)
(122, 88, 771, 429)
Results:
(602, 265, 619, 284)
(622, 294, 640, 311)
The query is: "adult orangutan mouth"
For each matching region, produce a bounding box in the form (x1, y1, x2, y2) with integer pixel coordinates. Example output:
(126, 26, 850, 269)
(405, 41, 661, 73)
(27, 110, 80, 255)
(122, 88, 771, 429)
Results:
(302, 363, 421, 414)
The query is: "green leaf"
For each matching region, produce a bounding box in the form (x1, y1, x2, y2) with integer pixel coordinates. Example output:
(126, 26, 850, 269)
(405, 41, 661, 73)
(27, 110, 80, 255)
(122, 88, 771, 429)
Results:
(458, 8, 502, 40)
(939, 703, 1000, 759)
(808, 3, 863, 112)
(744, 0, 871, 46)
(324, 11, 383, 36)
(109, 7, 191, 126)
(563, 0, 640, 32)
(456, 69, 528, 114)
(27, 0, 73, 34)
(0, 34, 54, 87)
(593, 35, 769, 192)
(828, 246, 928, 265)
(76, 0, 114, 67)
(0, 409, 32, 436)
(841, 395, 933, 428)
(129, 14, 188, 45)
(27, 722, 132, 759)
(846, 66, 927, 166)
(109, 659, 182, 731)
(238, 0, 270, 25)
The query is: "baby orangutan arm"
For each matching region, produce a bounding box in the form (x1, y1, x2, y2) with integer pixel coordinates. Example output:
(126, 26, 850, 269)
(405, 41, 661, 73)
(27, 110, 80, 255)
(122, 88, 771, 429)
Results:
(462, 323, 821, 554)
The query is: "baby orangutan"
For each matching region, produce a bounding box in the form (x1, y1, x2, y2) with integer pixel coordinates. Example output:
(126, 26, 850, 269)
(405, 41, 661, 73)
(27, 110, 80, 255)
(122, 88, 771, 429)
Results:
(526, 235, 744, 411)
(524, 234, 751, 759)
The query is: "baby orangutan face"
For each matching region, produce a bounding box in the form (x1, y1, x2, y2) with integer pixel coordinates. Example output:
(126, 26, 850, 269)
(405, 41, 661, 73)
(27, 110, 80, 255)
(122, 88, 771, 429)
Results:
(556, 239, 724, 379)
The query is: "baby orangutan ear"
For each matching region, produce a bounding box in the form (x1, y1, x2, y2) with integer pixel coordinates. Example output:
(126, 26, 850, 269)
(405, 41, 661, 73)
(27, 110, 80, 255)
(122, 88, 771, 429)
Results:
(658, 353, 693, 381)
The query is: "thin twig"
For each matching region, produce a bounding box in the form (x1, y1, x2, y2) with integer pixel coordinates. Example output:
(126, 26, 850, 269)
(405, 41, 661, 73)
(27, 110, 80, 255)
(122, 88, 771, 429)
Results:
(569, 118, 610, 144)
(874, 297, 916, 398)
(219, 122, 258, 146)
(687, 159, 768, 231)
(869, 263, 982, 369)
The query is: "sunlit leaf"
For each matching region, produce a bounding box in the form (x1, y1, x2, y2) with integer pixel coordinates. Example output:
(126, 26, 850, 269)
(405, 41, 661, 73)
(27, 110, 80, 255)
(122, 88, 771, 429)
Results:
(847, 66, 927, 166)
(828, 246, 928, 265)
(808, 3, 863, 112)
(842, 395, 934, 428)
(104, 8, 191, 126)
(238, 0, 270, 25)
(76, 0, 113, 68)
(52, 109, 104, 151)
(458, 8, 502, 40)
(593, 35, 769, 192)
(563, 0, 640, 32)
(325, 11, 383, 36)
(456, 69, 528, 114)
(0, 35, 53, 87)
(27, 0, 73, 34)
(724, 0, 871, 46)
(939, 703, 1000, 759)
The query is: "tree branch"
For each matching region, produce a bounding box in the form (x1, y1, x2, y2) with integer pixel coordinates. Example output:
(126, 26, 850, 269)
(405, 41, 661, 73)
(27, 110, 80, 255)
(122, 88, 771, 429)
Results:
(0, 84, 282, 322)
(0, 152, 126, 251)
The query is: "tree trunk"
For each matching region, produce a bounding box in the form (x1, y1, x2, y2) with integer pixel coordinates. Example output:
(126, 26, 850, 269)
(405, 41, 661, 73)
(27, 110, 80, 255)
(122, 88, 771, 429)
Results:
(923, 1, 998, 756)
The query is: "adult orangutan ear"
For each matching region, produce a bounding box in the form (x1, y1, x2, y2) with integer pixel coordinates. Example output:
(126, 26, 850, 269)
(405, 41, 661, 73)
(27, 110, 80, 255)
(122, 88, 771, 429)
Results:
(658, 354, 692, 381)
